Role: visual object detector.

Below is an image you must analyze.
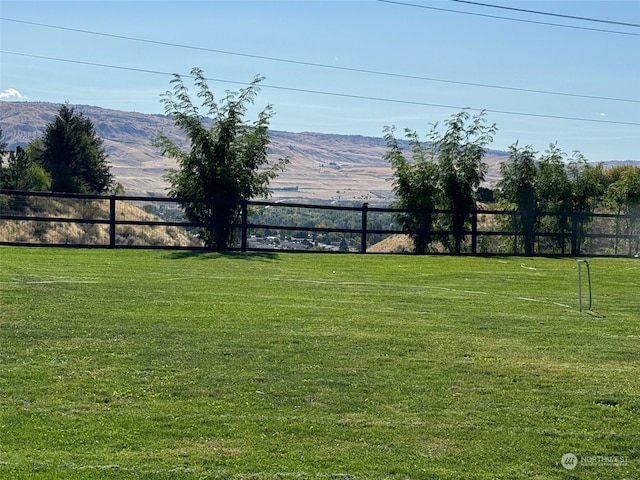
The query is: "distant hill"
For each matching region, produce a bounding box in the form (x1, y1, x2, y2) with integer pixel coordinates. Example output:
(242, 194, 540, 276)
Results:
(1, 101, 636, 201)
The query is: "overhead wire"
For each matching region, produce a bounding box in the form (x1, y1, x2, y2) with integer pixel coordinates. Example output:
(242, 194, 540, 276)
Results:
(448, 0, 640, 28)
(375, 0, 640, 37)
(0, 17, 638, 104)
(3, 50, 639, 127)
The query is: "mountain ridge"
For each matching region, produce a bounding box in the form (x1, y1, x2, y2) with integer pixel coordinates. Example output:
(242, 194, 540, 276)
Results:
(1, 101, 636, 200)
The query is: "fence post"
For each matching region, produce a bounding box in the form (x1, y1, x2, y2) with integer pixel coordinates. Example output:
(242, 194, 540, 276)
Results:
(361, 203, 369, 254)
(471, 210, 478, 255)
(109, 195, 116, 248)
(241, 200, 248, 252)
(571, 212, 579, 256)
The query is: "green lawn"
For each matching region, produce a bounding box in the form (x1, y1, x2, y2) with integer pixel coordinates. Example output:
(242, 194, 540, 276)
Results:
(0, 247, 638, 479)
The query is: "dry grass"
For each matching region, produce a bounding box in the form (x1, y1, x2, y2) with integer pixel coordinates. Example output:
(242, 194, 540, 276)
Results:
(367, 234, 414, 253)
(0, 196, 198, 247)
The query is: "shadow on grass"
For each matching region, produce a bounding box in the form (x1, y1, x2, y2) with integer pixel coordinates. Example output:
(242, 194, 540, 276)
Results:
(165, 250, 280, 261)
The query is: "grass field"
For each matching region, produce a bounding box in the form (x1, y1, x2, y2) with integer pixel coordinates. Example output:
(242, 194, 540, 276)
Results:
(0, 247, 638, 479)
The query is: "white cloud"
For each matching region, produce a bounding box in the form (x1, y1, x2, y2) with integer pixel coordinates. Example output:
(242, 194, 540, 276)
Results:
(0, 88, 27, 99)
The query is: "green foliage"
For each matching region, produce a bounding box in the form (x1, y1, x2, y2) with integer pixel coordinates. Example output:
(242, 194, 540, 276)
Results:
(0, 127, 7, 154)
(246, 202, 394, 251)
(604, 166, 640, 254)
(384, 125, 439, 253)
(476, 186, 494, 203)
(496, 143, 538, 254)
(0, 128, 7, 189)
(432, 111, 497, 253)
(38, 104, 113, 193)
(496, 143, 608, 255)
(566, 155, 606, 253)
(568, 154, 605, 213)
(1, 146, 51, 191)
(154, 67, 288, 250)
(534, 144, 572, 216)
(604, 166, 640, 215)
(385, 110, 496, 254)
(0, 131, 50, 192)
(386, 109, 631, 256)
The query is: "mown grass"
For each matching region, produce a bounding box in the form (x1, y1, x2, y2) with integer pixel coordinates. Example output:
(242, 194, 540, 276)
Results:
(0, 247, 638, 479)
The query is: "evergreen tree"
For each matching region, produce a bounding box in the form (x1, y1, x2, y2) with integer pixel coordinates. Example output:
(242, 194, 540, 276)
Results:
(39, 104, 113, 193)
(0, 127, 7, 188)
(2, 146, 51, 191)
(0, 127, 7, 155)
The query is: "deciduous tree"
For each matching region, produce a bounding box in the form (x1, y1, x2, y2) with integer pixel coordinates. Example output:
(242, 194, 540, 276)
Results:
(496, 143, 538, 255)
(534, 144, 574, 253)
(154, 67, 288, 250)
(567, 154, 605, 253)
(604, 166, 640, 254)
(384, 126, 440, 254)
(433, 111, 497, 253)
(385, 111, 496, 253)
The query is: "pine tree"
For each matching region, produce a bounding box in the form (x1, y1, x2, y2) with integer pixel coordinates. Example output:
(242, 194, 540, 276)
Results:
(2, 146, 51, 191)
(39, 104, 113, 193)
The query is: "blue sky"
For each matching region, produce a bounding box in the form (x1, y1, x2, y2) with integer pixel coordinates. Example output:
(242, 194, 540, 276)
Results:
(1, 0, 639, 161)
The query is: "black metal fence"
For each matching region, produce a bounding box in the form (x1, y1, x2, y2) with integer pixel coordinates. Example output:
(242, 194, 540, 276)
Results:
(1, 190, 638, 256)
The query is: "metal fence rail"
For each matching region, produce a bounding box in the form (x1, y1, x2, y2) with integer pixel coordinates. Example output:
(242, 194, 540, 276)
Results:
(1, 190, 638, 256)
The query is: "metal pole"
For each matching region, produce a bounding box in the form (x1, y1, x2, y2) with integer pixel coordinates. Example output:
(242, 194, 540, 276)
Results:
(577, 259, 590, 312)
(577, 260, 583, 312)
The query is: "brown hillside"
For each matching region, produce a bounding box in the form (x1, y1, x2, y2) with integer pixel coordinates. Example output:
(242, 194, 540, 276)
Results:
(0, 196, 199, 247)
(367, 234, 414, 253)
(0, 101, 513, 200)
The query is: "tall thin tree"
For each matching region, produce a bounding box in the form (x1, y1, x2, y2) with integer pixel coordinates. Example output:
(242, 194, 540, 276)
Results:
(431, 111, 497, 253)
(496, 143, 539, 255)
(384, 126, 440, 254)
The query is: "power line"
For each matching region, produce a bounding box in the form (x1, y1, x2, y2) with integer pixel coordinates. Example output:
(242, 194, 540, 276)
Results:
(448, 0, 640, 28)
(3, 50, 639, 127)
(375, 0, 640, 37)
(1, 17, 638, 105)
